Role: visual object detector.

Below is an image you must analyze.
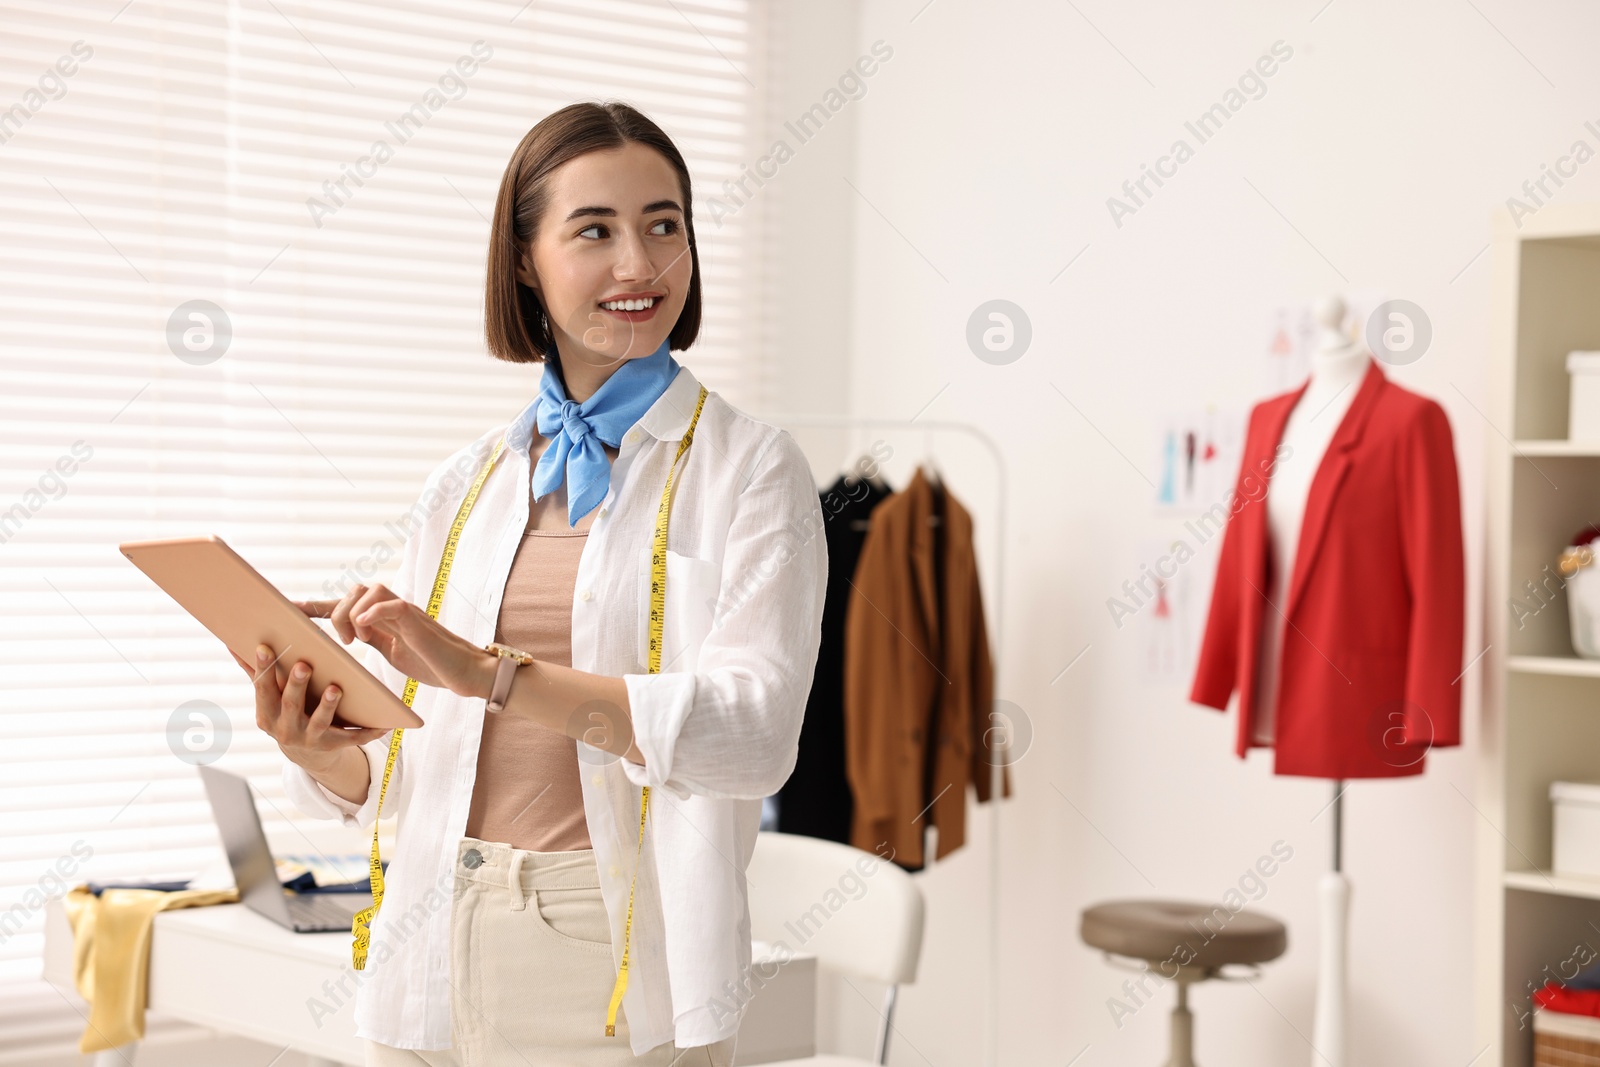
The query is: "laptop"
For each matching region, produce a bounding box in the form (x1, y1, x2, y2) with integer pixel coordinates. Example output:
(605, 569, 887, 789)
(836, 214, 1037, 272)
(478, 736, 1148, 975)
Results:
(198, 764, 373, 933)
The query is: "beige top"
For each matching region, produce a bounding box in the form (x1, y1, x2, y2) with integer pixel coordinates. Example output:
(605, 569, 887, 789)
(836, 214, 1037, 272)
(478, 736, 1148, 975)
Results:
(463, 433, 617, 853)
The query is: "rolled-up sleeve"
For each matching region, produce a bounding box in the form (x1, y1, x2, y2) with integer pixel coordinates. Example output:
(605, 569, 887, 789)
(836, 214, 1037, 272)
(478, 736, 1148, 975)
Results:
(622, 429, 827, 800)
(282, 632, 409, 829)
(282, 720, 402, 830)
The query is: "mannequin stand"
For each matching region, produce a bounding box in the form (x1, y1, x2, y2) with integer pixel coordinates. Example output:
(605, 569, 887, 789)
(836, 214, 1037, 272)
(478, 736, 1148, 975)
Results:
(1312, 780, 1349, 1067)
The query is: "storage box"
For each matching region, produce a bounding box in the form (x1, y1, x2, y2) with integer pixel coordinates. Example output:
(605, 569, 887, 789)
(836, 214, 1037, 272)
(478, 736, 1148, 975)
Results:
(1568, 352, 1600, 441)
(1570, 561, 1600, 660)
(1552, 782, 1600, 879)
(1535, 1006, 1600, 1066)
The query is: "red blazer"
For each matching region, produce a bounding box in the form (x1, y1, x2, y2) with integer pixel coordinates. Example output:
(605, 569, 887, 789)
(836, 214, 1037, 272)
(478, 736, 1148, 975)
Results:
(1190, 362, 1464, 779)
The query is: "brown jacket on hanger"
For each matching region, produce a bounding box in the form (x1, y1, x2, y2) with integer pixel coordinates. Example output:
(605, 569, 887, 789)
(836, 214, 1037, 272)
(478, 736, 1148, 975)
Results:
(844, 466, 1010, 868)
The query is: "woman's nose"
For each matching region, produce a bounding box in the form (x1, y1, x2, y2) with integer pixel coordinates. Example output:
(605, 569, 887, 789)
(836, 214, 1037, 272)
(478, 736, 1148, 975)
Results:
(612, 233, 654, 280)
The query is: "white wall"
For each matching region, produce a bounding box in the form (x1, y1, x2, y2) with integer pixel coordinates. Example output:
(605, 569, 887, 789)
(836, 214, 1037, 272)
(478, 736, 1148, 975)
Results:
(796, 1, 1600, 1063)
(762, 0, 864, 464)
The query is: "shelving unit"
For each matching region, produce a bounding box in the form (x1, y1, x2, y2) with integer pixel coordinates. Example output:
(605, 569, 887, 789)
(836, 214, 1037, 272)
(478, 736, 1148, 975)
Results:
(1480, 205, 1600, 1067)
(1513, 441, 1600, 458)
(1503, 870, 1600, 903)
(1506, 655, 1600, 679)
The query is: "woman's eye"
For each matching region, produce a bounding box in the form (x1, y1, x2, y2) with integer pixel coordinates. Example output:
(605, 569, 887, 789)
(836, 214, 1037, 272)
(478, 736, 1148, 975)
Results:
(577, 220, 676, 239)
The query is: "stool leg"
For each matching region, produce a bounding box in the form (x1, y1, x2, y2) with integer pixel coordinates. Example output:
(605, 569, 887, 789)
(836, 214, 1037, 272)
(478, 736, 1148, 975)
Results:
(1166, 978, 1196, 1067)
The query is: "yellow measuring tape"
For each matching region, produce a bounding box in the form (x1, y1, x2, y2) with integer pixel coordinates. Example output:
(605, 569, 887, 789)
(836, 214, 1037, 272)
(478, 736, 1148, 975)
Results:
(349, 386, 710, 1044)
(606, 383, 707, 1036)
(350, 434, 507, 972)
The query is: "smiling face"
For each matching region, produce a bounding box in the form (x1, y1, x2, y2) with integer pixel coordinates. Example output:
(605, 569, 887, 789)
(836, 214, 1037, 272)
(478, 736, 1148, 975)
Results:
(515, 141, 694, 374)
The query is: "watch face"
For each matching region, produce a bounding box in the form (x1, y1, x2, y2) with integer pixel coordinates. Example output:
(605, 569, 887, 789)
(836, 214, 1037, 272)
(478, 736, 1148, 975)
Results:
(489, 642, 534, 664)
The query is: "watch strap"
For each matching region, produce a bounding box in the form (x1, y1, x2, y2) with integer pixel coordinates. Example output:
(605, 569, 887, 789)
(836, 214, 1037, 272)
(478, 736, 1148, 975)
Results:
(486, 653, 519, 714)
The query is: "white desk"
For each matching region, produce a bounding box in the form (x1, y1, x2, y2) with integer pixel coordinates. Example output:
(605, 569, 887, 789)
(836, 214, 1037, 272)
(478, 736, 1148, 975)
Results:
(43, 898, 815, 1065)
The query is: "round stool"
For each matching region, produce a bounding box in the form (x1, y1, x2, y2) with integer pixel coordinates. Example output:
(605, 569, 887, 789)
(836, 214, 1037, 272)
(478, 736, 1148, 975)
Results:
(1080, 900, 1288, 1067)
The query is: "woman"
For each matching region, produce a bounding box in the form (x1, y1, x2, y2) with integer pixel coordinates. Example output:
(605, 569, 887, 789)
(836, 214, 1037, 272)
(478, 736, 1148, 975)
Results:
(245, 102, 827, 1065)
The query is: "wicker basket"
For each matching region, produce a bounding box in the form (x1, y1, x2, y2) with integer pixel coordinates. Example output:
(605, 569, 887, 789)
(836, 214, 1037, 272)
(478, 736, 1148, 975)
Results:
(1536, 1008, 1600, 1066)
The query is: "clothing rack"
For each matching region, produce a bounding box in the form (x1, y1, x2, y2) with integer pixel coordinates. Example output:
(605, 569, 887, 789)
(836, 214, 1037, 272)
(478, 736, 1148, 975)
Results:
(848, 515, 940, 531)
(761, 414, 1008, 1067)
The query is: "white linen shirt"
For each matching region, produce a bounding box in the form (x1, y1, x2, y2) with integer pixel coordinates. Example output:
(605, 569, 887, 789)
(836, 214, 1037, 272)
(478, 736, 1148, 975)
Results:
(282, 364, 827, 1055)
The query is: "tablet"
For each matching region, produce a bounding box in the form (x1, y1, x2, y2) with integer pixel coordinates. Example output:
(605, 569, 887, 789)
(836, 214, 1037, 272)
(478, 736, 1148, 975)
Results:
(119, 535, 425, 731)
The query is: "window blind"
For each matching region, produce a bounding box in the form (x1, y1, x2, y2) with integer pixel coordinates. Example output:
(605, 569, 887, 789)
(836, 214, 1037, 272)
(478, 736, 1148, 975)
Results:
(0, 0, 771, 1057)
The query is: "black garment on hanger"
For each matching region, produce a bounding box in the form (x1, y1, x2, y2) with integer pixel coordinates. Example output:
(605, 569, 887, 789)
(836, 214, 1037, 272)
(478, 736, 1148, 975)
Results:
(777, 474, 894, 844)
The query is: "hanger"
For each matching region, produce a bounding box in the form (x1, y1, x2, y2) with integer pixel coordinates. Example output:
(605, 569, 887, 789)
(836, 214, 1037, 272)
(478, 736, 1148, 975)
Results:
(920, 424, 946, 493)
(840, 437, 945, 531)
(838, 431, 891, 495)
(920, 444, 944, 529)
(843, 445, 941, 530)
(850, 452, 891, 494)
(837, 435, 891, 530)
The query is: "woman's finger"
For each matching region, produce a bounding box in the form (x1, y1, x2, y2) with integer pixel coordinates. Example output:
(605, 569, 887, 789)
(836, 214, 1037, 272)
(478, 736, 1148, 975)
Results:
(250, 650, 272, 732)
(348, 584, 399, 643)
(303, 681, 343, 739)
(303, 697, 385, 747)
(353, 600, 420, 654)
(330, 726, 387, 745)
(280, 660, 313, 739)
(294, 599, 339, 619)
(354, 599, 408, 627)
(253, 645, 280, 694)
(251, 645, 286, 736)
(329, 584, 366, 644)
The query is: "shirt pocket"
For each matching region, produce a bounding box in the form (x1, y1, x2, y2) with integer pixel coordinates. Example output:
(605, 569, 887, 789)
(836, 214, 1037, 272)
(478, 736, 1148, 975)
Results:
(637, 548, 720, 674)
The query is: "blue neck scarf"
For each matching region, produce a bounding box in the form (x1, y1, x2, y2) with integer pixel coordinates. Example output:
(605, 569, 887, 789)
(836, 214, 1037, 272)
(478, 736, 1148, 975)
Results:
(531, 339, 680, 527)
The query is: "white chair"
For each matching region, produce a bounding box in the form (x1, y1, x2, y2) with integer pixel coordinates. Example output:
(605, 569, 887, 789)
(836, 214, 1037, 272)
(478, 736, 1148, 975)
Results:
(745, 831, 925, 1066)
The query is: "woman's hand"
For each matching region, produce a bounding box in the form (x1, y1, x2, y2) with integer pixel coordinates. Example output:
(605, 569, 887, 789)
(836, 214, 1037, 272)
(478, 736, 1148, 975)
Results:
(294, 583, 494, 699)
(232, 644, 387, 772)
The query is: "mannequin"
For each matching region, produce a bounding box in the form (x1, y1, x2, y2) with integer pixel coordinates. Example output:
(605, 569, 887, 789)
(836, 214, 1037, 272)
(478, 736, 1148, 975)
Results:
(1253, 298, 1371, 745)
(1192, 288, 1463, 1067)
(1255, 296, 1367, 1067)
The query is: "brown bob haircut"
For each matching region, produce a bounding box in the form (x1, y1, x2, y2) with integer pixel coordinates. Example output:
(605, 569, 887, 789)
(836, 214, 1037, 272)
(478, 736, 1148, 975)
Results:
(484, 101, 702, 363)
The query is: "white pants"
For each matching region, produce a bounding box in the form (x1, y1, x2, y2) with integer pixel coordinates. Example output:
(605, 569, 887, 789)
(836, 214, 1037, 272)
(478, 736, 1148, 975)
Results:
(364, 837, 739, 1067)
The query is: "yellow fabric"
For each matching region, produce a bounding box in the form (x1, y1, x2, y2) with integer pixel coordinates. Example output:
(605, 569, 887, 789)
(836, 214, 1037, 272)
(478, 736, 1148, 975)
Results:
(62, 884, 239, 1052)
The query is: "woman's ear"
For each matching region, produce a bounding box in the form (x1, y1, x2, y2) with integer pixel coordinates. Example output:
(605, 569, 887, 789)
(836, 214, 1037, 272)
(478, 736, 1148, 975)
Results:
(514, 246, 540, 292)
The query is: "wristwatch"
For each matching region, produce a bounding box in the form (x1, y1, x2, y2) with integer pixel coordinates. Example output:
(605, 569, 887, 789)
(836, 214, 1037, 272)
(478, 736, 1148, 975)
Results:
(483, 642, 534, 714)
